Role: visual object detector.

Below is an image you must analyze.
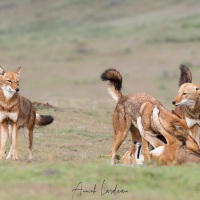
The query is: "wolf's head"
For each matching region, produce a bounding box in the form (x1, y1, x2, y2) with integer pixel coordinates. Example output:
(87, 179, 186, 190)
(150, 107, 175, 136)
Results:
(172, 83, 200, 108)
(0, 66, 21, 99)
(173, 65, 200, 108)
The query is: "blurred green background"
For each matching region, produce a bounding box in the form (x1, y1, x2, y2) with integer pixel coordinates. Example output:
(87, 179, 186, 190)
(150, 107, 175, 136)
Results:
(1, 0, 200, 199)
(1, 0, 200, 107)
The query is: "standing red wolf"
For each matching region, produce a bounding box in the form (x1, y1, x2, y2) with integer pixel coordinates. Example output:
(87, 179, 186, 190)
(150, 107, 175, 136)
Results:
(0, 66, 54, 160)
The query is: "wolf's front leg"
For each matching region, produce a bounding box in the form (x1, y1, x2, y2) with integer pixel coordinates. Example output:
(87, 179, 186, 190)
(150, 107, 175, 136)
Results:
(6, 125, 13, 159)
(11, 123, 19, 160)
(0, 122, 9, 159)
(6, 145, 13, 159)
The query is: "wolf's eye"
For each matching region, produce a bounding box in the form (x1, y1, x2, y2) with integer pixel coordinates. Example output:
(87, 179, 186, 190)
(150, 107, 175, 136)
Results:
(183, 92, 187, 95)
(7, 80, 12, 83)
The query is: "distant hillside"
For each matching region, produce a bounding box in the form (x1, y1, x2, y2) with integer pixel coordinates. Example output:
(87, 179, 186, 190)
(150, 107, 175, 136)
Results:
(0, 0, 200, 105)
(0, 0, 200, 61)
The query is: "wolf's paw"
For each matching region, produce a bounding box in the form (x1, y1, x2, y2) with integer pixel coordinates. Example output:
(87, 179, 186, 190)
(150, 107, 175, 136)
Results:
(12, 156, 19, 161)
(6, 152, 12, 159)
(12, 150, 19, 161)
(28, 153, 33, 161)
(0, 150, 5, 159)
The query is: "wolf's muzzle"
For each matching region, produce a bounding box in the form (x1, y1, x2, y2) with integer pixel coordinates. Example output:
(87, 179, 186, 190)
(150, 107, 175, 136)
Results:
(172, 101, 176, 105)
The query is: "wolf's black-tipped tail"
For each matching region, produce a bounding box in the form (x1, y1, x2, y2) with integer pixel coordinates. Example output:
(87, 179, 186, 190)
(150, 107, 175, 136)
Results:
(36, 114, 54, 126)
(179, 65, 192, 87)
(101, 69, 123, 101)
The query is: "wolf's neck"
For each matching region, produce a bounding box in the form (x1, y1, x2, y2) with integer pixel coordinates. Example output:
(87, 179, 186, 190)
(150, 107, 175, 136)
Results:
(185, 97, 200, 119)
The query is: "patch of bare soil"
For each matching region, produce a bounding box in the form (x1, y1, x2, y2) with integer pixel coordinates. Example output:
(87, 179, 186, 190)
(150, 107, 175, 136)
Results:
(32, 101, 56, 110)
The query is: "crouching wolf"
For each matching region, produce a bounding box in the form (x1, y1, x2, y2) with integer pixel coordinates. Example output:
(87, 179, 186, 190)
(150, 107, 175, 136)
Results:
(101, 68, 189, 165)
(0, 66, 54, 160)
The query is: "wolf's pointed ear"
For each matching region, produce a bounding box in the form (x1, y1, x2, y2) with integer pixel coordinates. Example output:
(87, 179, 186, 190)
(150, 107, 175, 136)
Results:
(179, 64, 192, 87)
(0, 66, 5, 75)
(15, 67, 21, 76)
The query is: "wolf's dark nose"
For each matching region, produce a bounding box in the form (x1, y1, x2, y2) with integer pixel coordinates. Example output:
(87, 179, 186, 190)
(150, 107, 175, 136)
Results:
(16, 88, 19, 92)
(134, 141, 137, 144)
(172, 101, 176, 105)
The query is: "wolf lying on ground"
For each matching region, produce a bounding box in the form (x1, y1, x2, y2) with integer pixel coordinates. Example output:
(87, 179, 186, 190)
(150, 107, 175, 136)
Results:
(0, 66, 54, 160)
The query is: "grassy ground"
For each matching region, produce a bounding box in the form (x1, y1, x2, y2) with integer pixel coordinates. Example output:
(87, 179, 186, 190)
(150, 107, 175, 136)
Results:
(1, 0, 200, 199)
(1, 162, 200, 200)
(1, 103, 200, 200)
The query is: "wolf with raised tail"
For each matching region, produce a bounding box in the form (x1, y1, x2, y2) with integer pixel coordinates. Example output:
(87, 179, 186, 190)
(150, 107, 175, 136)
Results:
(101, 69, 189, 165)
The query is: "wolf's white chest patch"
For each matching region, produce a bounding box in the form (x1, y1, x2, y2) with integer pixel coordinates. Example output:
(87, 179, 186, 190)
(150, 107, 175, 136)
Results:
(0, 112, 7, 122)
(7, 112, 18, 122)
(1, 85, 15, 99)
(185, 117, 200, 128)
(0, 112, 18, 122)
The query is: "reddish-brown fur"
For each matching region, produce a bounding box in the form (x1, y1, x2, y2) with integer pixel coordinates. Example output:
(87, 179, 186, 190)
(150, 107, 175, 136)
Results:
(101, 69, 189, 165)
(0, 66, 53, 160)
(173, 65, 200, 150)
(148, 107, 200, 165)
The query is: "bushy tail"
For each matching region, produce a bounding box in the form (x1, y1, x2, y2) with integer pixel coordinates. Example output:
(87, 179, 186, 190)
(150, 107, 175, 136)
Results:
(179, 64, 192, 87)
(36, 114, 54, 126)
(101, 69, 123, 101)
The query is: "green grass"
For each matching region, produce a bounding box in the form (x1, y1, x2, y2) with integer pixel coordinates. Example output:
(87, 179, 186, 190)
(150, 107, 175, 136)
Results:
(1, 162, 200, 200)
